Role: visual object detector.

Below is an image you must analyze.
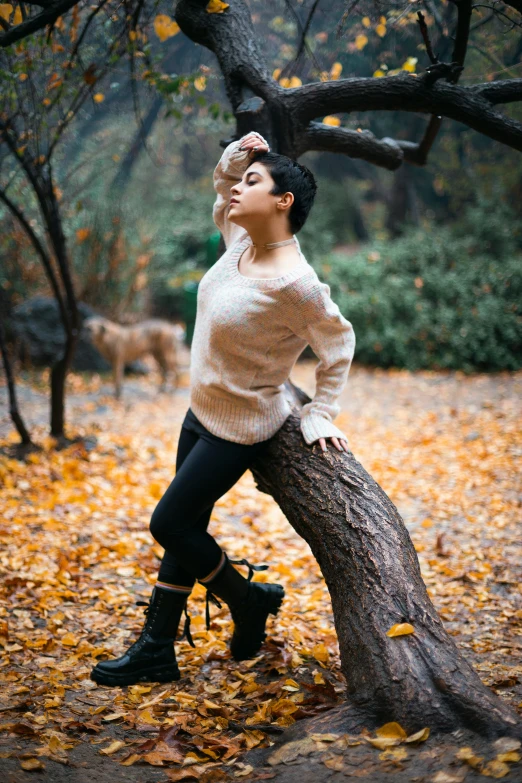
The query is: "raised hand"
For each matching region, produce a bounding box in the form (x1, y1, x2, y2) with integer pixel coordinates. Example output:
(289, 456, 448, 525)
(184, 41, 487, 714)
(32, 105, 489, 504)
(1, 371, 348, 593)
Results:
(238, 131, 270, 157)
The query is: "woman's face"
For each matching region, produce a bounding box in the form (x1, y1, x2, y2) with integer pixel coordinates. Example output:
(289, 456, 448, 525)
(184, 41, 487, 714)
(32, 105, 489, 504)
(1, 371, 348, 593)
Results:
(228, 163, 292, 228)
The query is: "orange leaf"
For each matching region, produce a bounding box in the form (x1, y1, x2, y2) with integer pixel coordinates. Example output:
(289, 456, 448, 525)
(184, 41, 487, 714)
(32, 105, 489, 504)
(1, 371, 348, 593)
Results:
(206, 0, 229, 13)
(386, 623, 415, 637)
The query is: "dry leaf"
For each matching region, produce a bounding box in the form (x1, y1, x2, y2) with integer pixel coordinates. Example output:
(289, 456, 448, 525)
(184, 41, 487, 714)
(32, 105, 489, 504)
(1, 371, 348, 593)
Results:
(481, 760, 510, 778)
(206, 0, 229, 13)
(312, 643, 329, 662)
(100, 740, 125, 755)
(386, 623, 415, 637)
(375, 722, 407, 740)
(267, 737, 317, 765)
(455, 746, 483, 768)
(494, 738, 521, 753)
(20, 758, 45, 770)
(405, 727, 430, 743)
(120, 753, 141, 766)
(432, 773, 467, 783)
(367, 736, 401, 750)
(496, 751, 520, 762)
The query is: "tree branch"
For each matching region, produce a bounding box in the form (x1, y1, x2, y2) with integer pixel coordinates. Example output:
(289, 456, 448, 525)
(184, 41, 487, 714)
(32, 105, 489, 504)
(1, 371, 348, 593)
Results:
(297, 122, 405, 170)
(287, 74, 522, 153)
(0, 0, 78, 47)
(0, 186, 66, 323)
(449, 0, 473, 81)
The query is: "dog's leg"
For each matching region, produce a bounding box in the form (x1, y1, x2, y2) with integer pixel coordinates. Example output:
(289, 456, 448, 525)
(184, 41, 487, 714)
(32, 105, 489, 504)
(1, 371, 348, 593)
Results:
(113, 352, 124, 399)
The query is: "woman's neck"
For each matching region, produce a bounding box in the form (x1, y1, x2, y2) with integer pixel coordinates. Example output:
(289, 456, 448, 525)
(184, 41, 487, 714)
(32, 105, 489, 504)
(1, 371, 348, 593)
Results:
(247, 226, 294, 250)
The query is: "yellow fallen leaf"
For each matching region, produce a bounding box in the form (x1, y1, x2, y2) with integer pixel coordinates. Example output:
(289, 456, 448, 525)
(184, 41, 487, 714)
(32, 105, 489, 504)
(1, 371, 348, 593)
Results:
(310, 733, 340, 742)
(153, 14, 180, 42)
(379, 747, 408, 761)
(60, 632, 79, 646)
(206, 0, 229, 13)
(321, 116, 341, 128)
(100, 740, 125, 755)
(376, 721, 407, 740)
(497, 751, 520, 762)
(386, 623, 415, 637)
(102, 712, 127, 722)
(120, 753, 141, 766)
(481, 760, 510, 778)
(312, 642, 330, 662)
(183, 751, 209, 765)
(405, 727, 430, 743)
(137, 708, 162, 725)
(367, 736, 401, 749)
(21, 758, 45, 770)
(456, 746, 483, 768)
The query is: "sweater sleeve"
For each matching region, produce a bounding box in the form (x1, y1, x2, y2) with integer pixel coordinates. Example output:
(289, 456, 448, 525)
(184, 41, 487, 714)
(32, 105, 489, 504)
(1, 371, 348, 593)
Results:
(283, 275, 356, 446)
(212, 139, 254, 250)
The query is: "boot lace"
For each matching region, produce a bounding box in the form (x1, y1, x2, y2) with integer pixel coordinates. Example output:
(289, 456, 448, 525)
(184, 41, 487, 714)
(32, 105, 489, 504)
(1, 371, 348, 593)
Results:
(204, 558, 268, 631)
(134, 597, 196, 649)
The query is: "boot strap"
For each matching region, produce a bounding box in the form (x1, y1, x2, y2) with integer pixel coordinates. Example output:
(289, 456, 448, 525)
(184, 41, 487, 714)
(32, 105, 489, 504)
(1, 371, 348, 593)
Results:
(178, 605, 196, 648)
(229, 557, 268, 583)
(205, 591, 222, 630)
(204, 558, 269, 630)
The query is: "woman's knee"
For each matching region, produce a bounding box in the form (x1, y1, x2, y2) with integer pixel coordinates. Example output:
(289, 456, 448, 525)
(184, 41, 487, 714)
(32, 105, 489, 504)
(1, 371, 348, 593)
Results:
(149, 502, 174, 544)
(149, 500, 195, 545)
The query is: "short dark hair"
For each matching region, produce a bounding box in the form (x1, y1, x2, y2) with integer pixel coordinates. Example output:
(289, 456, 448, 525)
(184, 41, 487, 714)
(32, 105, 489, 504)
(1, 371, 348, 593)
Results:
(247, 152, 317, 234)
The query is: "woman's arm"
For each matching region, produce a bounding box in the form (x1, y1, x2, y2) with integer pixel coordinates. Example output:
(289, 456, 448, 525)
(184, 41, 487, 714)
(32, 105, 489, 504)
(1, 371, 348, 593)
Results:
(283, 276, 356, 446)
(213, 132, 269, 250)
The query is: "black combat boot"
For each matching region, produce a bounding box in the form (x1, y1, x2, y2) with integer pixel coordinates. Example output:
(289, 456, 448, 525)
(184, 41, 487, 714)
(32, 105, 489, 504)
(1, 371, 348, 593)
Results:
(201, 554, 284, 661)
(90, 586, 195, 686)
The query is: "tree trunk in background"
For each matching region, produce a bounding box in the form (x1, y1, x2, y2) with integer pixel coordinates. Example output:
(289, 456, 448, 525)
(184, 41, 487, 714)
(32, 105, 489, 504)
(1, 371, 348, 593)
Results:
(385, 164, 421, 237)
(247, 381, 520, 740)
(0, 317, 32, 446)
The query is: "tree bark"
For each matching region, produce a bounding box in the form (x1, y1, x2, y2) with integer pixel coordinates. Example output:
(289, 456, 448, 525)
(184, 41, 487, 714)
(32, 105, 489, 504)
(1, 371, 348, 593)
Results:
(248, 381, 521, 740)
(0, 317, 33, 446)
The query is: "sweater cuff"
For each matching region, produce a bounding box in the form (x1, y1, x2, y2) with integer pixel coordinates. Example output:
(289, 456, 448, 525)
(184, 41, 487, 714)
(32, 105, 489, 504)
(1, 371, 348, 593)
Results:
(300, 408, 349, 446)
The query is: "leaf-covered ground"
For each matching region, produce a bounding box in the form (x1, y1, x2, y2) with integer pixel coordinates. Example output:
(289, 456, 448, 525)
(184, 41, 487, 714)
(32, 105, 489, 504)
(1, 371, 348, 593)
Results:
(0, 361, 520, 782)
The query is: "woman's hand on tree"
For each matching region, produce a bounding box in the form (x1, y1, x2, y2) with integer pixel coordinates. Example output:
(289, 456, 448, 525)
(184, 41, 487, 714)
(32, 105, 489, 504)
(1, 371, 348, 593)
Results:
(239, 132, 270, 156)
(317, 436, 349, 453)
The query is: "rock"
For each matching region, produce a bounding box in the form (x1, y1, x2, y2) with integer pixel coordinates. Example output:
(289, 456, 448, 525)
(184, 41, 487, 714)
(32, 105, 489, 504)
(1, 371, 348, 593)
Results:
(10, 296, 149, 374)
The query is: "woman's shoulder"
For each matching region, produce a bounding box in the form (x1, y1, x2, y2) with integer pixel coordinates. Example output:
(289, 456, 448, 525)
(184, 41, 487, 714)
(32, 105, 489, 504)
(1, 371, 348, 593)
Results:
(279, 265, 326, 301)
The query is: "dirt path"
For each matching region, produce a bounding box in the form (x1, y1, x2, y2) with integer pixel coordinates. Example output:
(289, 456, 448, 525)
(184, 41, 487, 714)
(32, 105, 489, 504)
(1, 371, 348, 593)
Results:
(0, 361, 521, 782)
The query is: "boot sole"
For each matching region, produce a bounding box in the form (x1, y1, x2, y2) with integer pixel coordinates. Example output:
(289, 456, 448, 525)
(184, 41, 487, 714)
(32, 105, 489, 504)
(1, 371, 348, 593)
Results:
(90, 663, 180, 687)
(231, 584, 285, 661)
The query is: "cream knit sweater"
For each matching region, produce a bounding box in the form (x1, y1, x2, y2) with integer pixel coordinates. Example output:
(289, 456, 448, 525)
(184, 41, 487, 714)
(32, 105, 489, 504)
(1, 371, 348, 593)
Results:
(188, 139, 356, 446)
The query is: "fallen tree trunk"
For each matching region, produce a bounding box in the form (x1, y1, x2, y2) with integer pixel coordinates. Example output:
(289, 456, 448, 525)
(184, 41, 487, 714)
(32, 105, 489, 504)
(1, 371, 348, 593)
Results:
(248, 380, 520, 741)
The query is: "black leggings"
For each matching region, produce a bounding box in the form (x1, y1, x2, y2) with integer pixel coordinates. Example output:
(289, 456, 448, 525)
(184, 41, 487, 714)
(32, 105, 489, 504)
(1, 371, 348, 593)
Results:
(150, 407, 274, 588)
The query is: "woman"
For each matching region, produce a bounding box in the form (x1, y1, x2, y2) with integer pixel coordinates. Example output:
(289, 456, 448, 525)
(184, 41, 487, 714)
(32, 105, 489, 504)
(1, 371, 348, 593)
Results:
(90, 131, 355, 687)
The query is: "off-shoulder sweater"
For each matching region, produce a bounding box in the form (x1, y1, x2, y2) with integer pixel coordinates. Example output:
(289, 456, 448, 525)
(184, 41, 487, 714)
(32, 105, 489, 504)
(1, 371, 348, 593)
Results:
(188, 139, 356, 446)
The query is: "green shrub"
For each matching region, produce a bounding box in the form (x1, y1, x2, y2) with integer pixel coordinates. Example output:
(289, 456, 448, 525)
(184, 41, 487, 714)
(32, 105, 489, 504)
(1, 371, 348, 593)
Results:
(318, 199, 522, 372)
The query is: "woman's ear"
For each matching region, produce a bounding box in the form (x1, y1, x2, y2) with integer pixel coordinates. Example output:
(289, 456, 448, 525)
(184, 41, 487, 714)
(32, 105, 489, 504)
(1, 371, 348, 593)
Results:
(277, 191, 294, 211)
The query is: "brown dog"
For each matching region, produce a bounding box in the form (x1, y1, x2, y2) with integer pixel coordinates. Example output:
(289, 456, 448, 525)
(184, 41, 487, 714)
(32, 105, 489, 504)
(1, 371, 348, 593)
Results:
(84, 316, 184, 398)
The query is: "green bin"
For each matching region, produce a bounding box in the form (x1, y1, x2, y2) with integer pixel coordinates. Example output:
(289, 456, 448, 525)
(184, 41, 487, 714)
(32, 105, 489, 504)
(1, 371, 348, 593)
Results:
(182, 281, 199, 347)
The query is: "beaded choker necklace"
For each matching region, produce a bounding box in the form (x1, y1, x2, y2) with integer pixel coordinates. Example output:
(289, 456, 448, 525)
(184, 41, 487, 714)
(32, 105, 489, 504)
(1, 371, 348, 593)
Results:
(251, 237, 295, 250)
